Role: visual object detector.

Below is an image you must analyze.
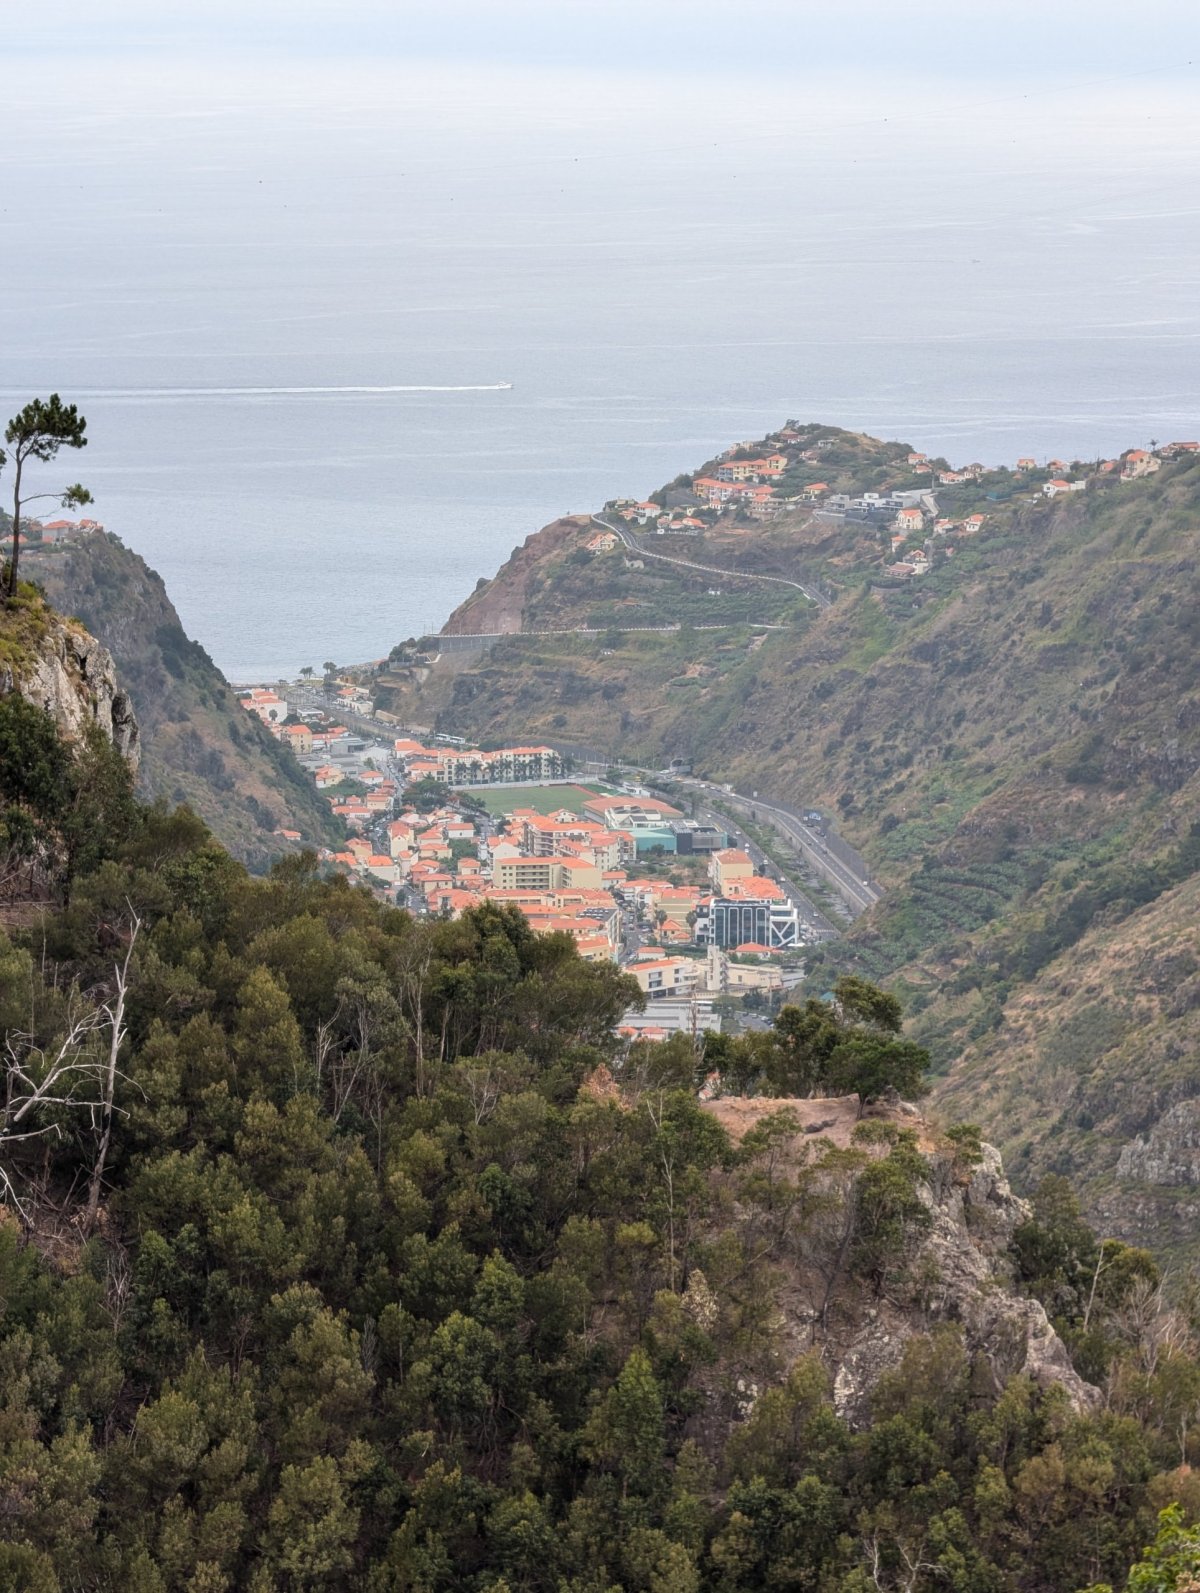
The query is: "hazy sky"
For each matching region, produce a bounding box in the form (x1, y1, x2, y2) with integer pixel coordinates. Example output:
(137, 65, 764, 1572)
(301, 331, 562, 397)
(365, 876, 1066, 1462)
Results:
(4, 1, 1199, 677)
(16, 0, 1200, 79)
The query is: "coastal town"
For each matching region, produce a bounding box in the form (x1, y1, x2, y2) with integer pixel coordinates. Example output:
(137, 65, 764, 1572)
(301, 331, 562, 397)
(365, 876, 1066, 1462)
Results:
(230, 422, 1199, 1038)
(238, 676, 810, 1037)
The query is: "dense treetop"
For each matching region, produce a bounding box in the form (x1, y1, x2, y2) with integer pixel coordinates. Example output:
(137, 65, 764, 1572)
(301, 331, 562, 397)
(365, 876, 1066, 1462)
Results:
(1, 699, 1198, 1591)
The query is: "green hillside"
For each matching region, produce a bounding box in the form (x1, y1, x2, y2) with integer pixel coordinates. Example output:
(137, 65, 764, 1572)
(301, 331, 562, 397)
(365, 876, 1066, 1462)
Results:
(384, 432, 1200, 1256)
(2, 684, 1198, 1592)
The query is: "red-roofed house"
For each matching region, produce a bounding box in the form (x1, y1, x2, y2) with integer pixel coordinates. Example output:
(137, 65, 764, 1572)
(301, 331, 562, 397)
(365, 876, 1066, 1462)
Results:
(894, 506, 925, 534)
(629, 957, 702, 1000)
(709, 848, 755, 892)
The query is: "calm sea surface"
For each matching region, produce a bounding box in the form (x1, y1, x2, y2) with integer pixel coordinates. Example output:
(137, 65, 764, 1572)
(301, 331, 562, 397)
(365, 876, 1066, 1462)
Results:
(3, 58, 1198, 679)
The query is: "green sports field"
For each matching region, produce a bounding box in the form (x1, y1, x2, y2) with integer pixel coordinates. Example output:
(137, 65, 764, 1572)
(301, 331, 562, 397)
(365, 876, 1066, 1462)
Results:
(464, 782, 611, 817)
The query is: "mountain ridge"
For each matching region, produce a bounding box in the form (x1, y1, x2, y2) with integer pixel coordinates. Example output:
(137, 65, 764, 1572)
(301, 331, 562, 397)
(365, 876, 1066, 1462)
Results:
(373, 424, 1200, 1257)
(24, 531, 343, 866)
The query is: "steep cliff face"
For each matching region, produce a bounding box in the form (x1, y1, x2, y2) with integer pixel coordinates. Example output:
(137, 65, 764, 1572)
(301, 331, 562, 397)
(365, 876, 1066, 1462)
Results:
(0, 600, 139, 767)
(440, 517, 589, 634)
(829, 1143, 1096, 1422)
(705, 1095, 1097, 1424)
(935, 866, 1200, 1262)
(24, 535, 342, 867)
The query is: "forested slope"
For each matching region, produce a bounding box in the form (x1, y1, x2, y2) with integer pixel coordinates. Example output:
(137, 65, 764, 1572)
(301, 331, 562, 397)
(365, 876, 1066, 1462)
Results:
(2, 672, 1200, 1589)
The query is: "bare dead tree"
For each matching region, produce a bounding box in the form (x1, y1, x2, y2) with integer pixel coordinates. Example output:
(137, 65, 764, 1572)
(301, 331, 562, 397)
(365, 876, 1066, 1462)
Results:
(459, 1058, 504, 1126)
(102, 1239, 133, 1333)
(83, 912, 140, 1236)
(395, 939, 433, 1096)
(2, 914, 140, 1230)
(1110, 1274, 1193, 1377)
(862, 1528, 946, 1593)
(2, 1002, 110, 1224)
(643, 1090, 681, 1291)
(313, 997, 346, 1093)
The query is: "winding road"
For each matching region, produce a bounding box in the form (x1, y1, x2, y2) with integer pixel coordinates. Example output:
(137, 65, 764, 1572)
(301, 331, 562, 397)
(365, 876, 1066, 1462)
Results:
(429, 619, 788, 652)
(591, 514, 832, 609)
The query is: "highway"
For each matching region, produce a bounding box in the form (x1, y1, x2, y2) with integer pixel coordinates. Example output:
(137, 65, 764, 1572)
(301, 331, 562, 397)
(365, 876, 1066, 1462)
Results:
(682, 781, 880, 917)
(689, 800, 839, 940)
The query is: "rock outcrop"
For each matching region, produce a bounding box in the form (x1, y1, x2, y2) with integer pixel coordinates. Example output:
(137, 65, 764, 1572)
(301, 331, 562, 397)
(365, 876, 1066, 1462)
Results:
(830, 1144, 1098, 1423)
(1, 612, 139, 770)
(706, 1096, 1099, 1425)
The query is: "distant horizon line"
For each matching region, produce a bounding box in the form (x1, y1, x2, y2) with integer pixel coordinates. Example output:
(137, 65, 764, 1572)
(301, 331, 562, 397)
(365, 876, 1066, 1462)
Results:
(0, 383, 515, 398)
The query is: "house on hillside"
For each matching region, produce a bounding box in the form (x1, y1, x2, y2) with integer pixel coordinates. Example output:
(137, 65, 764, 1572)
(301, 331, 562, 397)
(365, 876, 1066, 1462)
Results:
(894, 506, 925, 534)
(586, 530, 618, 552)
(744, 486, 782, 518)
(693, 476, 736, 507)
(714, 453, 788, 484)
(1120, 450, 1161, 481)
(715, 460, 759, 483)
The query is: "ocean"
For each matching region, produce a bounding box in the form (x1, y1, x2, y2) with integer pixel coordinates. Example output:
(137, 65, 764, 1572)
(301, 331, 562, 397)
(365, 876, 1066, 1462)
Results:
(4, 54, 1199, 680)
